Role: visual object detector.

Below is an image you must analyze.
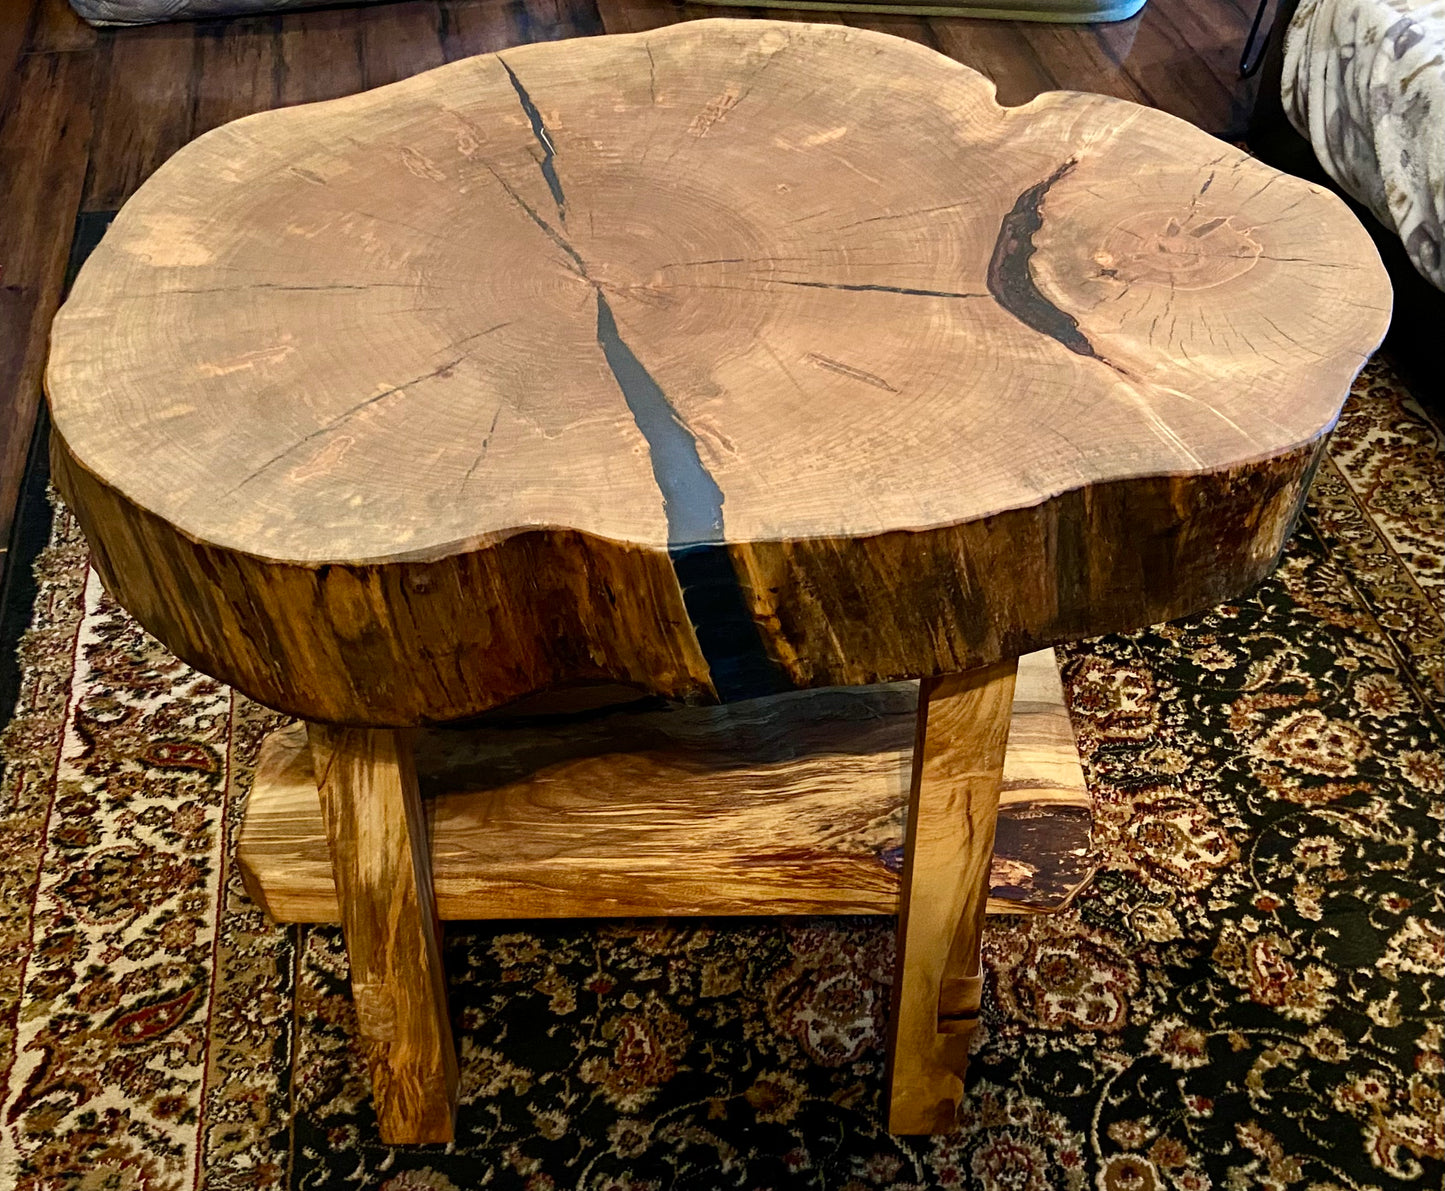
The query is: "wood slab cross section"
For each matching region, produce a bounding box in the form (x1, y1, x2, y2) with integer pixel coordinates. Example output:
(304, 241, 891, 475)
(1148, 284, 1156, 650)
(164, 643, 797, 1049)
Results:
(45, 18, 1390, 1146)
(47, 20, 1388, 727)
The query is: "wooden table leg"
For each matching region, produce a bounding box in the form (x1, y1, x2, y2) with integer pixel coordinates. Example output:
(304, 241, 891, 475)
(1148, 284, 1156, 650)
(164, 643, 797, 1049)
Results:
(886, 658, 1019, 1134)
(308, 724, 458, 1144)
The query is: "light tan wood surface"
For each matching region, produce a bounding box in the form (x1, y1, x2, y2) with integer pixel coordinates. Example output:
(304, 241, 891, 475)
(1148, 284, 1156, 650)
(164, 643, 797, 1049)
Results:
(238, 650, 1092, 923)
(46, 19, 1390, 726)
(886, 660, 1017, 1134)
(42, 16, 1389, 1146)
(0, 0, 1306, 594)
(308, 725, 458, 1144)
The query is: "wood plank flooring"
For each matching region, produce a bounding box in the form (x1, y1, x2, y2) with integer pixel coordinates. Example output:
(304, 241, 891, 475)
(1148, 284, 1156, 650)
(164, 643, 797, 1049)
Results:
(0, 0, 1260, 593)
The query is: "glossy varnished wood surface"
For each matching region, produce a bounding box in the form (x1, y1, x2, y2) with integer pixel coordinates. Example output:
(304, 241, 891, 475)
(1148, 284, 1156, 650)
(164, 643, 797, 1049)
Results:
(3, 0, 1266, 595)
(236, 649, 1095, 922)
(308, 723, 459, 1143)
(886, 660, 1016, 1133)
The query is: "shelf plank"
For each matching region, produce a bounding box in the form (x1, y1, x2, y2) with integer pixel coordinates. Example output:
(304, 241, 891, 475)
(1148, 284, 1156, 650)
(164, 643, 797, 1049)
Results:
(238, 650, 1093, 923)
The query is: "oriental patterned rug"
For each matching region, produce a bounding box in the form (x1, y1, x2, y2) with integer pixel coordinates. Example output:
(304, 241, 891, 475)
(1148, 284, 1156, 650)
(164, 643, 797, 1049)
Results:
(0, 354, 1440, 1191)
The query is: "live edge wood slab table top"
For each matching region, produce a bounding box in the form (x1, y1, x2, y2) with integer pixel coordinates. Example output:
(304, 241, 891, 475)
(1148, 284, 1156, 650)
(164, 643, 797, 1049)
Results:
(46, 19, 1389, 1148)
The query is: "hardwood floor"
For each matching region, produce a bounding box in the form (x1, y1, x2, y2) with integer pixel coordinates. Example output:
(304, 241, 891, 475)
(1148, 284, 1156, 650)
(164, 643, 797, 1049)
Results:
(0, 0, 1261, 592)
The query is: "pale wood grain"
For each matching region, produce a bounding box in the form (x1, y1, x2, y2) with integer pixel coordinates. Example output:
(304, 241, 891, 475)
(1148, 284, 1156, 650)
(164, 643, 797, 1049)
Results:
(308, 725, 458, 1145)
(46, 19, 1390, 726)
(238, 651, 1091, 922)
(886, 659, 1017, 1134)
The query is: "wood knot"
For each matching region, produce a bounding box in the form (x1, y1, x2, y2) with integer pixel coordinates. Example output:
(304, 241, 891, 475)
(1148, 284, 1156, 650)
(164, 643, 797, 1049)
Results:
(1096, 209, 1262, 291)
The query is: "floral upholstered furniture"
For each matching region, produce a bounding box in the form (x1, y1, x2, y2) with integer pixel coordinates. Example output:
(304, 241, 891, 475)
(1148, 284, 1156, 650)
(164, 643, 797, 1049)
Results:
(1282, 0, 1445, 291)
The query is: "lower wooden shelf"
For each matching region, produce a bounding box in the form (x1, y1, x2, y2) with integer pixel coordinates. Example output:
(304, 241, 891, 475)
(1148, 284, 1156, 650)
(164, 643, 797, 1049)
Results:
(237, 650, 1094, 923)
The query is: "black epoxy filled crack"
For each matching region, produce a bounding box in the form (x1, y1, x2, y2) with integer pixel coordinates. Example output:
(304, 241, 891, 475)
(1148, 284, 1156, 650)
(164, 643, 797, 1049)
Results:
(777, 279, 988, 300)
(596, 294, 723, 548)
(987, 158, 1098, 358)
(501, 59, 567, 219)
(595, 293, 784, 702)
